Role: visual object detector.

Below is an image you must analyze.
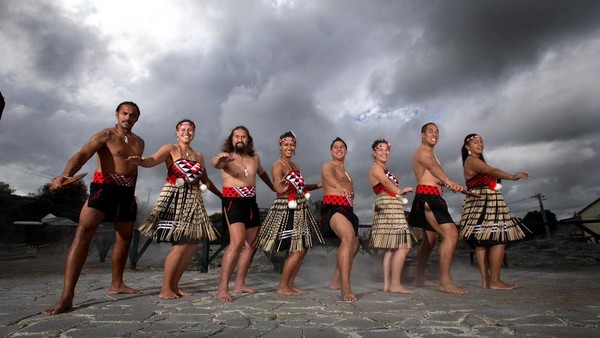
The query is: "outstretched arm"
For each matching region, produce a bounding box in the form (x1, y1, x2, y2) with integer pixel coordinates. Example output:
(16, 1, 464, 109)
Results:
(211, 152, 233, 169)
(303, 182, 322, 191)
(469, 157, 530, 181)
(51, 129, 112, 189)
(127, 144, 173, 168)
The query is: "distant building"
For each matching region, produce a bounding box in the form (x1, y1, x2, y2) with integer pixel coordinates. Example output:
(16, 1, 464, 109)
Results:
(10, 214, 77, 244)
(570, 197, 600, 243)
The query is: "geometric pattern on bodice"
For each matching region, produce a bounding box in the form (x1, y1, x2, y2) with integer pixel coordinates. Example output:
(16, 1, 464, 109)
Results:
(284, 170, 305, 195)
(167, 159, 204, 183)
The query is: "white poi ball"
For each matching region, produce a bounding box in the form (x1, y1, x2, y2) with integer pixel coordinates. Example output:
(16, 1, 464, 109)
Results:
(175, 178, 185, 187)
(304, 192, 311, 200)
(288, 200, 298, 209)
(400, 197, 409, 205)
(200, 184, 208, 192)
(494, 183, 503, 191)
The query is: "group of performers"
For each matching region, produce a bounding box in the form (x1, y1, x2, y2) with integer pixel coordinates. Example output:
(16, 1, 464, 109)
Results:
(132, 121, 531, 300)
(43, 102, 530, 315)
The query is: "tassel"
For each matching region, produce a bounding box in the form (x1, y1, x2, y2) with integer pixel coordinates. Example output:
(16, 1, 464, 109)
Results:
(288, 193, 297, 209)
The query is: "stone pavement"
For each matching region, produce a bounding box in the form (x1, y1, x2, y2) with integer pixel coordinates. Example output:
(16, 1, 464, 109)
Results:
(0, 244, 599, 337)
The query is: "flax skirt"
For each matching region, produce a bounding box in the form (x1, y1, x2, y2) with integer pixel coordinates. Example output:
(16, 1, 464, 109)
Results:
(369, 194, 413, 250)
(459, 187, 528, 247)
(138, 183, 217, 243)
(254, 195, 324, 253)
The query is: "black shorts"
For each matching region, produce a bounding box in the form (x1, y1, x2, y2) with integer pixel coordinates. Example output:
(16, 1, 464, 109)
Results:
(320, 204, 359, 238)
(408, 193, 454, 229)
(222, 196, 261, 228)
(88, 183, 137, 222)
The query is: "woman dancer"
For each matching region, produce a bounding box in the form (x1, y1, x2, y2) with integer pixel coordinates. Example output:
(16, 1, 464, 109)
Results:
(253, 131, 324, 295)
(128, 119, 221, 299)
(459, 133, 530, 290)
(368, 139, 414, 293)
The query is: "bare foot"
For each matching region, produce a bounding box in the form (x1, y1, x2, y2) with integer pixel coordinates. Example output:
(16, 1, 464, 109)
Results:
(159, 290, 180, 299)
(177, 288, 192, 296)
(341, 289, 357, 302)
(329, 281, 341, 290)
(387, 285, 415, 294)
(216, 289, 232, 302)
(415, 279, 437, 288)
(490, 280, 519, 290)
(109, 285, 142, 295)
(276, 287, 301, 296)
(42, 297, 73, 315)
(292, 286, 306, 295)
(439, 283, 469, 295)
(233, 284, 256, 294)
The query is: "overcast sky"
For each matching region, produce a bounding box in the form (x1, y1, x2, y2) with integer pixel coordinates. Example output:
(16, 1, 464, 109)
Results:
(1, 0, 600, 223)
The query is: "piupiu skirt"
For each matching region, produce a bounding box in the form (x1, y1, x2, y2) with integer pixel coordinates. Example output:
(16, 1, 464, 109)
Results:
(139, 183, 217, 244)
(254, 195, 324, 253)
(460, 187, 528, 247)
(369, 194, 413, 249)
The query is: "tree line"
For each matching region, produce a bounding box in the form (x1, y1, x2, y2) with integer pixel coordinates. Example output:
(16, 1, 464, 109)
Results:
(1, 180, 556, 242)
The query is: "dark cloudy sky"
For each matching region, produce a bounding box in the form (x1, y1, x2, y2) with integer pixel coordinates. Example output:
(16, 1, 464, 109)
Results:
(1, 0, 599, 222)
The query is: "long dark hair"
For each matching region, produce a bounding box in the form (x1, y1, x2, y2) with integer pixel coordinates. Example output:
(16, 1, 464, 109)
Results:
(221, 125, 255, 156)
(461, 133, 485, 165)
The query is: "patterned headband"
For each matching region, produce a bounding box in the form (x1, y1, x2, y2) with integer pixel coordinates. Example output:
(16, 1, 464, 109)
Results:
(176, 121, 195, 130)
(279, 130, 297, 143)
(375, 142, 391, 150)
(465, 134, 482, 143)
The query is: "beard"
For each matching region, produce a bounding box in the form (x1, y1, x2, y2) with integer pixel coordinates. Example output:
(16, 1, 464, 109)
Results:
(234, 142, 247, 154)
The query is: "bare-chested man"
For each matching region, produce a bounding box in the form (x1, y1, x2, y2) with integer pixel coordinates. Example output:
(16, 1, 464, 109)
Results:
(211, 126, 275, 302)
(320, 137, 360, 302)
(408, 122, 468, 295)
(43, 101, 144, 315)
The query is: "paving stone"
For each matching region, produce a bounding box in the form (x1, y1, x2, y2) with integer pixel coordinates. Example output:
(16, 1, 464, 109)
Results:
(0, 245, 598, 337)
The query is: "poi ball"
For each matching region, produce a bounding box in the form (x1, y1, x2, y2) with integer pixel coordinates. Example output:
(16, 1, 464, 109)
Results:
(400, 197, 409, 205)
(494, 183, 502, 191)
(175, 178, 185, 187)
(304, 192, 311, 200)
(288, 200, 298, 209)
(200, 184, 208, 192)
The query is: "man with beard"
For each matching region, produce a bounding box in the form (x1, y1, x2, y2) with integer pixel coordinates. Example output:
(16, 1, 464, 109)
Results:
(43, 102, 144, 315)
(211, 126, 275, 301)
(409, 122, 467, 295)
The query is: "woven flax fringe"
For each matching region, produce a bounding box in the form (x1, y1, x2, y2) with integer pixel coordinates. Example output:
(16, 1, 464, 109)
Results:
(459, 187, 527, 243)
(369, 195, 413, 249)
(254, 195, 324, 253)
(138, 183, 217, 242)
